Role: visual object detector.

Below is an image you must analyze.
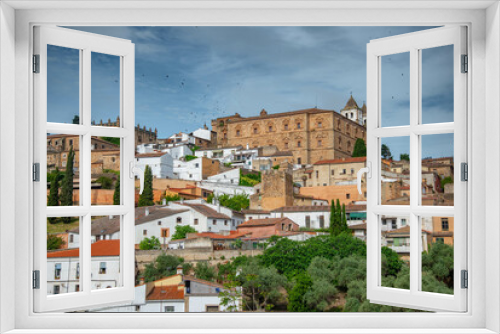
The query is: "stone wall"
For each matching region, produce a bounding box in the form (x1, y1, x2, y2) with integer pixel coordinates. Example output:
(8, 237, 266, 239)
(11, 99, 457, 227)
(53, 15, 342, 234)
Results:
(135, 249, 264, 271)
(299, 184, 366, 205)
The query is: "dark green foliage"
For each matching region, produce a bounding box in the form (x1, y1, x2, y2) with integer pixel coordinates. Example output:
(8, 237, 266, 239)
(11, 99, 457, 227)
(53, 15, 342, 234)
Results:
(287, 273, 313, 312)
(163, 194, 181, 204)
(143, 253, 184, 282)
(304, 257, 338, 311)
(192, 145, 200, 152)
(216, 193, 250, 211)
(185, 155, 197, 161)
(272, 165, 280, 170)
(206, 193, 214, 203)
(194, 261, 216, 282)
(440, 176, 453, 189)
(60, 147, 75, 223)
(100, 137, 120, 146)
(352, 138, 367, 157)
(47, 169, 60, 206)
(329, 199, 349, 236)
(381, 144, 392, 160)
(239, 170, 261, 187)
(113, 178, 120, 205)
(381, 246, 404, 276)
(103, 169, 120, 176)
(72, 115, 79, 124)
(138, 165, 154, 207)
(47, 235, 65, 250)
(400, 153, 410, 161)
(260, 233, 366, 279)
(171, 225, 197, 240)
(97, 176, 113, 189)
(139, 236, 161, 250)
(182, 262, 193, 275)
(422, 242, 454, 290)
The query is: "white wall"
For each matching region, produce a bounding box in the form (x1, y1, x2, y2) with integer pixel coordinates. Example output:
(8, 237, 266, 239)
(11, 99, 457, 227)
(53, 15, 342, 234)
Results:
(135, 211, 196, 245)
(174, 158, 203, 181)
(195, 147, 240, 160)
(136, 153, 174, 179)
(271, 211, 329, 229)
(188, 295, 223, 312)
(164, 145, 192, 160)
(207, 168, 240, 184)
(198, 181, 255, 196)
(192, 128, 212, 141)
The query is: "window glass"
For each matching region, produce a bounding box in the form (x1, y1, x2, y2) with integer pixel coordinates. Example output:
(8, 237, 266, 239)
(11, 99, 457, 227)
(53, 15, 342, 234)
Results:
(91, 52, 121, 127)
(381, 52, 410, 127)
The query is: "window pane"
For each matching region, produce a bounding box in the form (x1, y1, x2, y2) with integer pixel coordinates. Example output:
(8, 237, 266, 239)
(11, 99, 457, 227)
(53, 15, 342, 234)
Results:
(421, 133, 454, 206)
(421, 216, 454, 295)
(91, 215, 122, 290)
(381, 136, 410, 205)
(47, 45, 80, 124)
(91, 52, 121, 127)
(47, 216, 82, 295)
(47, 133, 81, 206)
(381, 215, 410, 290)
(91, 137, 121, 205)
(381, 52, 410, 127)
(421, 45, 454, 124)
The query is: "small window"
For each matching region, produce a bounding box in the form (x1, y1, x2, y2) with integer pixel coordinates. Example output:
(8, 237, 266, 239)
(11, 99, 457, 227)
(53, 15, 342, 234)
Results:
(318, 122, 322, 128)
(157, 221, 162, 226)
(401, 218, 407, 226)
(331, 170, 334, 176)
(284, 124, 288, 130)
(53, 285, 60, 295)
(75, 285, 80, 292)
(194, 218, 199, 225)
(69, 234, 74, 243)
(236, 130, 240, 137)
(305, 216, 311, 228)
(161, 228, 169, 238)
(213, 219, 217, 225)
(319, 215, 325, 229)
(297, 141, 301, 148)
(224, 220, 228, 225)
(318, 140, 322, 147)
(176, 217, 182, 224)
(99, 262, 106, 275)
(346, 193, 350, 199)
(297, 122, 301, 129)
(195, 163, 199, 168)
(165, 306, 175, 312)
(391, 220, 397, 230)
(268, 126, 272, 132)
(297, 157, 302, 165)
(316, 171, 319, 178)
(436, 237, 445, 243)
(143, 230, 147, 236)
(441, 218, 449, 231)
(253, 127, 258, 134)
(54, 263, 61, 280)
(284, 142, 288, 149)
(351, 168, 355, 174)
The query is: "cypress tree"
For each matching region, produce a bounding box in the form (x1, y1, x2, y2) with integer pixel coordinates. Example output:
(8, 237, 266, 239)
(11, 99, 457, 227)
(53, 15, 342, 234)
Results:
(352, 138, 367, 157)
(138, 165, 154, 207)
(47, 168, 60, 224)
(60, 147, 75, 223)
(329, 200, 336, 236)
(113, 178, 120, 205)
(330, 199, 348, 236)
(341, 203, 348, 233)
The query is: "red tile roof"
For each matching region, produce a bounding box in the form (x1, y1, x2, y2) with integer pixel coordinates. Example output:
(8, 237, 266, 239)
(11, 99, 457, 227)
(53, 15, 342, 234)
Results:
(136, 152, 169, 158)
(190, 231, 249, 240)
(47, 240, 120, 258)
(238, 217, 293, 227)
(314, 157, 366, 165)
(178, 203, 230, 219)
(147, 285, 184, 301)
(348, 223, 367, 230)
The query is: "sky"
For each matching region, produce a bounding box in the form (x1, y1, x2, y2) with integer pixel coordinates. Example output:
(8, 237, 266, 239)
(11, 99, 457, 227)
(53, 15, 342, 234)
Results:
(47, 26, 454, 159)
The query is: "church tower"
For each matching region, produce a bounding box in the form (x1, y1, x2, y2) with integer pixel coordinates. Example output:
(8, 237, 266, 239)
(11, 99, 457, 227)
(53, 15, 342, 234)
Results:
(340, 95, 365, 126)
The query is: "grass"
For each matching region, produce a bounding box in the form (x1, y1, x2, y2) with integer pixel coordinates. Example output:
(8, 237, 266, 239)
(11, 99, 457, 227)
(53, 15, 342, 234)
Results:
(47, 218, 80, 234)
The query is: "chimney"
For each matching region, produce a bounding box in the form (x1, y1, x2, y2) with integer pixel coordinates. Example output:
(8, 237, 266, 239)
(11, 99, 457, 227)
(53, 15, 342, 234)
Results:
(246, 143, 249, 150)
(139, 276, 145, 285)
(176, 265, 183, 276)
(145, 207, 149, 216)
(162, 198, 167, 206)
(217, 201, 221, 213)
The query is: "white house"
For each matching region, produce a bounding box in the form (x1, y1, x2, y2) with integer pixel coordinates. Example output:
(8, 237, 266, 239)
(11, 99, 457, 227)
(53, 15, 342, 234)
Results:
(197, 181, 255, 197)
(194, 146, 242, 161)
(227, 147, 259, 169)
(136, 152, 174, 179)
(168, 132, 195, 147)
(192, 127, 213, 142)
(136, 143, 161, 154)
(94, 270, 240, 313)
(168, 200, 236, 233)
(173, 158, 204, 181)
(206, 168, 240, 184)
(46, 240, 121, 295)
(163, 144, 193, 160)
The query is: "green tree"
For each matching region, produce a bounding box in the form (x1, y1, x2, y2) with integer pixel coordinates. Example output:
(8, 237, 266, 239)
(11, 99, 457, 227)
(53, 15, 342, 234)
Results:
(219, 274, 242, 312)
(352, 138, 367, 157)
(381, 246, 403, 276)
(47, 168, 60, 223)
(47, 235, 65, 250)
(329, 199, 348, 236)
(143, 253, 184, 282)
(400, 153, 410, 161)
(206, 193, 214, 204)
(194, 261, 217, 282)
(60, 147, 75, 223)
(216, 194, 250, 211)
(72, 115, 79, 124)
(287, 273, 313, 312)
(162, 193, 181, 204)
(304, 257, 338, 311)
(381, 144, 392, 160)
(113, 178, 120, 205)
(96, 176, 113, 189)
(138, 165, 154, 207)
(139, 236, 161, 250)
(171, 225, 197, 240)
(440, 176, 453, 189)
(422, 242, 454, 290)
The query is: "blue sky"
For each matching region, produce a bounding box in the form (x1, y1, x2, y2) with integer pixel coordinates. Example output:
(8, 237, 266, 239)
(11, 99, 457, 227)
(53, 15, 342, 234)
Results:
(47, 26, 454, 159)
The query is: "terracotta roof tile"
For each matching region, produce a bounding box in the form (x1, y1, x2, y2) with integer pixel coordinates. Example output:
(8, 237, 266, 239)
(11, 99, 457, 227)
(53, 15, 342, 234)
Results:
(47, 240, 120, 258)
(147, 285, 184, 301)
(238, 217, 293, 227)
(349, 223, 367, 230)
(136, 152, 170, 158)
(179, 203, 230, 219)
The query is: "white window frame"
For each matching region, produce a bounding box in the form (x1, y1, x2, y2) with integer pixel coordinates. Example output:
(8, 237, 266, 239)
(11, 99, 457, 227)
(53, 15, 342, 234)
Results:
(366, 26, 467, 312)
(1, 2, 499, 334)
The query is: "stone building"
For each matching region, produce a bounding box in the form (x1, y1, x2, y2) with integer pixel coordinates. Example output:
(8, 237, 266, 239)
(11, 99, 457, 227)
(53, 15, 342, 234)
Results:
(340, 95, 367, 126)
(47, 134, 120, 174)
(250, 169, 294, 211)
(211, 97, 367, 165)
(92, 117, 158, 146)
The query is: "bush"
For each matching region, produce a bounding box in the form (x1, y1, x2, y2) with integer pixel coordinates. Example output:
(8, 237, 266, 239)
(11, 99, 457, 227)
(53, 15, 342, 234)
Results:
(139, 236, 161, 250)
(185, 155, 197, 161)
(194, 262, 217, 282)
(171, 225, 197, 240)
(96, 176, 113, 189)
(47, 235, 65, 250)
(216, 194, 250, 211)
(143, 254, 184, 282)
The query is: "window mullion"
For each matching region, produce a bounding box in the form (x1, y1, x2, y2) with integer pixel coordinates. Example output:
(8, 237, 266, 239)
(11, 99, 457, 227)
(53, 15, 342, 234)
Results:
(409, 47, 420, 294)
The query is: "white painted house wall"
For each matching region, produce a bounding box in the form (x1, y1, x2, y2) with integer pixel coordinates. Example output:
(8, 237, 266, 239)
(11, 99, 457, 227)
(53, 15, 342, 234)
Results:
(195, 146, 241, 160)
(136, 153, 174, 179)
(271, 211, 330, 229)
(163, 145, 192, 160)
(135, 211, 193, 246)
(207, 168, 240, 184)
(198, 181, 255, 196)
(192, 128, 212, 141)
(174, 158, 203, 181)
